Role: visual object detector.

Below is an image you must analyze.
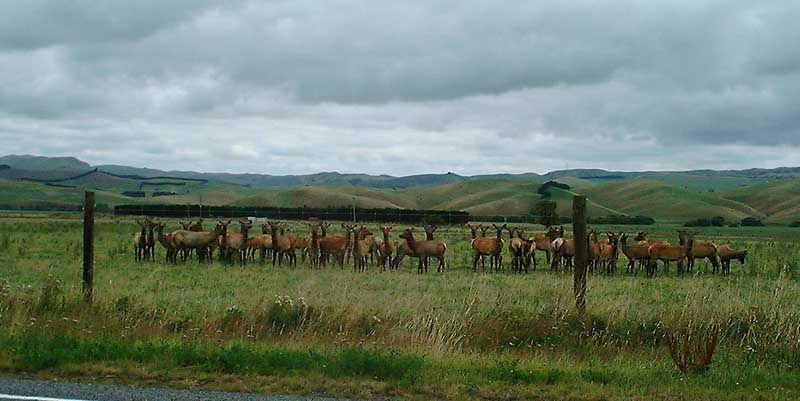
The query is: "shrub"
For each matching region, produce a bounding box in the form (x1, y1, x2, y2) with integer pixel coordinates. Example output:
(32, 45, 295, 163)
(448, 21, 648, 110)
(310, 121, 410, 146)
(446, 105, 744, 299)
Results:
(740, 217, 764, 227)
(789, 221, 800, 228)
(684, 216, 726, 227)
(35, 277, 64, 313)
(262, 296, 313, 331)
(589, 215, 655, 225)
(667, 326, 719, 373)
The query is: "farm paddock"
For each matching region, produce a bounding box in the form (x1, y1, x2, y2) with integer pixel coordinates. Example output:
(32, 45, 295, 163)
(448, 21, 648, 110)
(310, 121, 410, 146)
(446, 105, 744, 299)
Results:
(1, 216, 800, 400)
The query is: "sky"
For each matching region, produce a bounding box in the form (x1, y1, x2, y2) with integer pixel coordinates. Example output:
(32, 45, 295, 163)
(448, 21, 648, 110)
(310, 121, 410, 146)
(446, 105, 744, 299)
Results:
(1, 1, 799, 176)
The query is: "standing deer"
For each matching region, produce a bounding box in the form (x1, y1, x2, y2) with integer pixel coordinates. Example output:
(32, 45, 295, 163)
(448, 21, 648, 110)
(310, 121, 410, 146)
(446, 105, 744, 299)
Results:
(600, 232, 621, 274)
(717, 245, 746, 275)
(155, 222, 176, 263)
(647, 235, 694, 277)
(268, 221, 296, 267)
(377, 226, 394, 270)
(550, 226, 574, 272)
(318, 224, 354, 268)
(530, 226, 557, 267)
(678, 231, 720, 273)
(508, 227, 528, 273)
(398, 228, 447, 273)
(172, 221, 229, 263)
(224, 220, 253, 265)
(353, 226, 374, 272)
(133, 220, 149, 262)
(470, 224, 505, 272)
(620, 233, 651, 274)
(307, 223, 321, 268)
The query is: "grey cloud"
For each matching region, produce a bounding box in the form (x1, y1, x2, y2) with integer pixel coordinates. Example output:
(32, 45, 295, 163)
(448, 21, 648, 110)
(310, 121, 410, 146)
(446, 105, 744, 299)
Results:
(0, 1, 799, 175)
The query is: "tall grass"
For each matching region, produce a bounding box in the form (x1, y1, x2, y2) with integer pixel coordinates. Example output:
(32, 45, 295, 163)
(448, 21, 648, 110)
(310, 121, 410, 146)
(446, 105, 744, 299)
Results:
(1, 217, 800, 399)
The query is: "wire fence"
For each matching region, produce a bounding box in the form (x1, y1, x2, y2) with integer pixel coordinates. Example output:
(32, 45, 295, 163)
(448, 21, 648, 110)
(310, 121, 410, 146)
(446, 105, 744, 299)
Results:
(113, 204, 472, 225)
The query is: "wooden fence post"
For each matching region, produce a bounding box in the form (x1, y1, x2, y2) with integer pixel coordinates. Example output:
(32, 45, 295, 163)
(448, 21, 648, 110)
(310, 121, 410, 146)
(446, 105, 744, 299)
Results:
(83, 191, 95, 304)
(572, 195, 588, 314)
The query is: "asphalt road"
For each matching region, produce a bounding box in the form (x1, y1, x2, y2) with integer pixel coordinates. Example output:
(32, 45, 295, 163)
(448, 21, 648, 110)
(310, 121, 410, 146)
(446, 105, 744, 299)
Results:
(0, 378, 366, 401)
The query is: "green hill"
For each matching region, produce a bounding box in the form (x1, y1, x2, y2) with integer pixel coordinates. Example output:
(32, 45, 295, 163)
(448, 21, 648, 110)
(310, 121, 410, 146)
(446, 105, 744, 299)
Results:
(579, 180, 763, 223)
(721, 179, 800, 222)
(0, 155, 91, 171)
(0, 179, 137, 209)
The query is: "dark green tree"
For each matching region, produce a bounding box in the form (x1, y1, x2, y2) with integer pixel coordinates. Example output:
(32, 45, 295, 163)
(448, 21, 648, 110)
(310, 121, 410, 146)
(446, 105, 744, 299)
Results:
(532, 200, 559, 226)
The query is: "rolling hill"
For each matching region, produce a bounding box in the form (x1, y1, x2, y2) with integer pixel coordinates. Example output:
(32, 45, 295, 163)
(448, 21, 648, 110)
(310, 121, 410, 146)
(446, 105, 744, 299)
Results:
(0, 179, 138, 209)
(2, 154, 799, 222)
(721, 179, 800, 222)
(579, 181, 763, 223)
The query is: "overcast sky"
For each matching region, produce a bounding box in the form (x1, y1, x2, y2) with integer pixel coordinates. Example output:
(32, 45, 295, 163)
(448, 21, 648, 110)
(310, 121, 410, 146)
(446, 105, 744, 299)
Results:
(1, 1, 799, 176)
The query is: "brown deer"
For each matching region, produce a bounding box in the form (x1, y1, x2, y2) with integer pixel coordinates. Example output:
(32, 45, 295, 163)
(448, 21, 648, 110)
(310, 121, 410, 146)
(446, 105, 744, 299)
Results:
(172, 221, 229, 263)
(318, 224, 354, 268)
(470, 223, 505, 272)
(247, 227, 272, 263)
(530, 226, 557, 267)
(398, 228, 447, 273)
(600, 232, 621, 274)
(508, 227, 528, 273)
(587, 228, 602, 273)
(377, 226, 394, 270)
(305, 223, 321, 268)
(224, 219, 253, 265)
(550, 226, 574, 272)
(353, 226, 374, 272)
(267, 221, 295, 267)
(133, 220, 149, 262)
(466, 224, 488, 268)
(678, 231, 720, 273)
(717, 245, 746, 275)
(647, 235, 694, 276)
(620, 233, 651, 274)
(155, 222, 176, 263)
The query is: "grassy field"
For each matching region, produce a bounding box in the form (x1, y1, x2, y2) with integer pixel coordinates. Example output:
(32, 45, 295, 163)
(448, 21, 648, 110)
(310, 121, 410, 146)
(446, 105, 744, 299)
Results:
(1, 216, 800, 400)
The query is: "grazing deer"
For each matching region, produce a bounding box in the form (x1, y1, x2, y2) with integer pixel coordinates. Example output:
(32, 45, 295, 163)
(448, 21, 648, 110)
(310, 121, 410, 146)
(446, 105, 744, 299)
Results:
(717, 245, 746, 275)
(268, 221, 296, 267)
(353, 226, 374, 272)
(470, 223, 505, 272)
(678, 231, 720, 273)
(172, 221, 229, 263)
(398, 228, 447, 273)
(647, 235, 694, 277)
(620, 233, 651, 274)
(377, 226, 394, 270)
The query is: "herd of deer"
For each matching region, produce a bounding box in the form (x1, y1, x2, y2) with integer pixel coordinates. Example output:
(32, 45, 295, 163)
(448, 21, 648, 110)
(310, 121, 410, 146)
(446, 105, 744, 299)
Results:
(133, 219, 448, 273)
(133, 219, 747, 276)
(465, 224, 747, 276)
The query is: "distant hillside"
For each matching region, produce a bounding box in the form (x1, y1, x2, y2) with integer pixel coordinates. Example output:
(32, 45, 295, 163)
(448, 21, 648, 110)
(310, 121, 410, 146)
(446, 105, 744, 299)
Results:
(0, 179, 137, 209)
(579, 181, 763, 223)
(0, 155, 91, 171)
(721, 179, 800, 222)
(232, 180, 618, 217)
